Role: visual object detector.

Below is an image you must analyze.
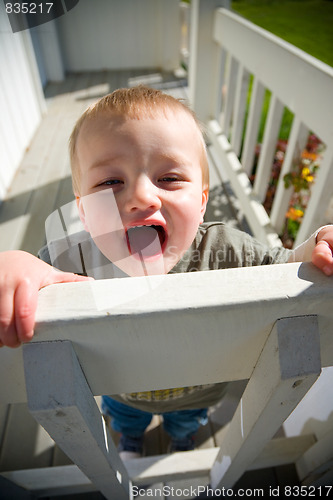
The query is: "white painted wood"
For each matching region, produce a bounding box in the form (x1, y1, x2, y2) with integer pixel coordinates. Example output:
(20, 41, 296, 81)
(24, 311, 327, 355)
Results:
(295, 147, 333, 245)
(33, 20, 65, 82)
(210, 316, 321, 489)
(0, 474, 32, 499)
(180, 2, 190, 68)
(296, 428, 333, 484)
(220, 56, 238, 137)
(23, 341, 130, 500)
(1, 465, 96, 497)
(208, 119, 282, 246)
(57, 0, 180, 72)
(188, 0, 231, 122)
(0, 434, 316, 494)
(231, 65, 250, 157)
(127, 434, 316, 485)
(0, 404, 54, 472)
(214, 47, 227, 122)
(213, 9, 333, 145)
(0, 9, 45, 203)
(303, 467, 333, 487)
(240, 78, 265, 176)
(248, 434, 316, 471)
(0, 405, 8, 448)
(128, 449, 219, 485)
(253, 94, 284, 202)
(1, 261, 333, 406)
(0, 72, 108, 254)
(283, 367, 333, 442)
(203, 7, 333, 249)
(270, 118, 309, 234)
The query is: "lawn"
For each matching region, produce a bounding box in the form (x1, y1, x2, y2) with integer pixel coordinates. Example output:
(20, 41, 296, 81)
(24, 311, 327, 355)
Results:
(231, 0, 333, 67)
(230, 0, 333, 141)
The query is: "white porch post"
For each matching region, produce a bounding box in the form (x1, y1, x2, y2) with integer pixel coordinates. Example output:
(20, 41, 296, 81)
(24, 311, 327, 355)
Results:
(188, 0, 230, 122)
(23, 341, 131, 500)
(210, 315, 322, 489)
(34, 20, 65, 82)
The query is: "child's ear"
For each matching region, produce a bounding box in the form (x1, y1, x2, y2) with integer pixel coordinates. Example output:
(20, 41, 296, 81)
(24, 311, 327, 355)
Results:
(76, 196, 90, 232)
(200, 187, 209, 223)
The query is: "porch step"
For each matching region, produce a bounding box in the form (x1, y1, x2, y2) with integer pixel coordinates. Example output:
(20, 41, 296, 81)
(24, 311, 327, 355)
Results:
(0, 435, 315, 497)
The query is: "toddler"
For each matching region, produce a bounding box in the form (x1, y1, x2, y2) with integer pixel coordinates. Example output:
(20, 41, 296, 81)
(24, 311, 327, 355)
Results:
(0, 86, 332, 459)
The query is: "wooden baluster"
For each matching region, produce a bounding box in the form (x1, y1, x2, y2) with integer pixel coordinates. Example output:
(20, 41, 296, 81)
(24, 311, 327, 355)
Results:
(270, 117, 309, 235)
(23, 341, 131, 500)
(240, 77, 265, 176)
(220, 56, 238, 137)
(253, 94, 284, 203)
(210, 315, 321, 489)
(231, 64, 250, 157)
(295, 146, 333, 245)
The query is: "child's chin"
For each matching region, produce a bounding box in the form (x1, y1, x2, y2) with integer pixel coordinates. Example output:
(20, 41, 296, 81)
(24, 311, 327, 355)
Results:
(117, 254, 167, 277)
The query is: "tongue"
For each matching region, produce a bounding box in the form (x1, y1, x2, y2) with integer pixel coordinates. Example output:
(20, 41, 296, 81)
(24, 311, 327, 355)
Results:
(127, 226, 162, 257)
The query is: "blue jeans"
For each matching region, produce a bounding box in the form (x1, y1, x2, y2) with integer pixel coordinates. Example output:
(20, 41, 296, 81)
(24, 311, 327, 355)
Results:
(101, 396, 208, 440)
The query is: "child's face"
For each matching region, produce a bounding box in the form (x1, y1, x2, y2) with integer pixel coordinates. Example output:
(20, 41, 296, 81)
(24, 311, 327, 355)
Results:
(75, 110, 208, 276)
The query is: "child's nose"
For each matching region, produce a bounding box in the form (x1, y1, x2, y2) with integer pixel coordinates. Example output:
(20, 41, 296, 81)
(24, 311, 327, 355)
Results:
(125, 176, 162, 213)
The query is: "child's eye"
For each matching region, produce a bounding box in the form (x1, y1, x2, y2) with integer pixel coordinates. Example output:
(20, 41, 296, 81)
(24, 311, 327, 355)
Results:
(99, 179, 123, 187)
(159, 176, 181, 183)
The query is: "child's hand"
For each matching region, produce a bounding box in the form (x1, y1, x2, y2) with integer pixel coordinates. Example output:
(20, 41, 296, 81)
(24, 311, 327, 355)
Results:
(312, 226, 333, 276)
(0, 251, 92, 348)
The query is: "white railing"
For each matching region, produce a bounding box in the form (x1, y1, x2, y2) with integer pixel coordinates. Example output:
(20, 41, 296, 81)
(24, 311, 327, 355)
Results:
(1, 263, 333, 496)
(189, 3, 333, 248)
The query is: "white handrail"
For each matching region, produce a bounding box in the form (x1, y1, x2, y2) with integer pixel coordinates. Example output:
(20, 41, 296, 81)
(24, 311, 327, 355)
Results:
(1, 262, 332, 405)
(1, 262, 332, 495)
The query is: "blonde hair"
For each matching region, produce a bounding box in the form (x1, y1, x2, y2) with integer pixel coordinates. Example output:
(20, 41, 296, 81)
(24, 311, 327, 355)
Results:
(69, 85, 209, 194)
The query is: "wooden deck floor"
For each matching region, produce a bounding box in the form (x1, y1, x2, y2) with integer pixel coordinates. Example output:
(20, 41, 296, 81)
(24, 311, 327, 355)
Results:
(0, 70, 299, 498)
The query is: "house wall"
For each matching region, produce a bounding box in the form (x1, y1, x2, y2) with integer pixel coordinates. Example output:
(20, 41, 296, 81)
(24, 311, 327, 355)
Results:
(56, 0, 181, 72)
(0, 9, 45, 203)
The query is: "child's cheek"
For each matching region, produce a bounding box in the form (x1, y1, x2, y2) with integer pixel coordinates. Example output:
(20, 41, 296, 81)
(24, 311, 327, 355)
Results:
(82, 190, 124, 238)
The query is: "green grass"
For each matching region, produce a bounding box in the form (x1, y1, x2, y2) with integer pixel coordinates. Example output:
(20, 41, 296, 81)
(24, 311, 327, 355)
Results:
(231, 1, 333, 141)
(231, 0, 333, 67)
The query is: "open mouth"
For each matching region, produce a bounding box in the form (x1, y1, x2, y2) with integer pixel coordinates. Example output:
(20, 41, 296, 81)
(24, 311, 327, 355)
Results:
(126, 225, 167, 257)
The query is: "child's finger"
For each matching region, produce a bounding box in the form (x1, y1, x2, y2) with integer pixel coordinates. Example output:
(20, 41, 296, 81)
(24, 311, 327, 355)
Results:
(0, 289, 21, 348)
(13, 273, 92, 344)
(60, 273, 94, 283)
(14, 278, 38, 343)
(312, 240, 333, 276)
(44, 268, 94, 287)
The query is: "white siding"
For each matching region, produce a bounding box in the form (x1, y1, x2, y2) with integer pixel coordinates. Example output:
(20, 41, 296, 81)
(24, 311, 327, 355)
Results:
(0, 9, 45, 202)
(56, 0, 180, 72)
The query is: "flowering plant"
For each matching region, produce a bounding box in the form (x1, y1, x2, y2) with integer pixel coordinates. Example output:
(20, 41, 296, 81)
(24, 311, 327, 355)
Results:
(251, 135, 323, 247)
(282, 135, 322, 245)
